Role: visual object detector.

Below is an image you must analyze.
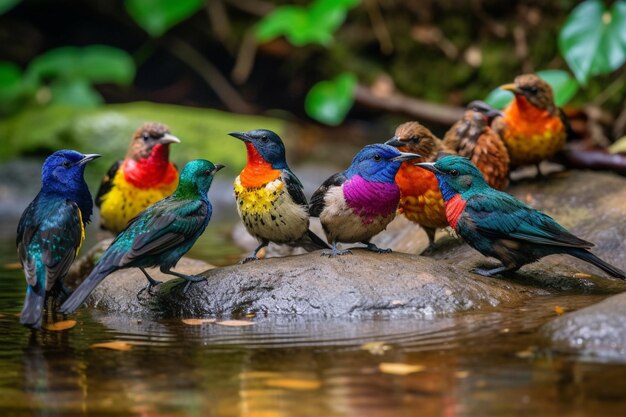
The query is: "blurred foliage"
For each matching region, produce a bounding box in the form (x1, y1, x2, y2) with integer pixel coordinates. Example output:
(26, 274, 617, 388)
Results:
(256, 0, 359, 46)
(485, 69, 579, 109)
(125, 0, 204, 37)
(305, 72, 356, 125)
(0, 0, 19, 15)
(559, 0, 626, 85)
(0, 102, 285, 176)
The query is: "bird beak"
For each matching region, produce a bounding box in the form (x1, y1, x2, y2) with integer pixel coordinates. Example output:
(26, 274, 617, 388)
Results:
(499, 83, 518, 94)
(392, 152, 422, 162)
(213, 164, 226, 174)
(228, 132, 251, 142)
(486, 108, 504, 118)
(385, 136, 405, 148)
(158, 133, 181, 145)
(77, 154, 101, 166)
(414, 162, 441, 174)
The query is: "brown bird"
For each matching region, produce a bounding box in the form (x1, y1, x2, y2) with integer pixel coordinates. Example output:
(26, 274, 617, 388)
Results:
(385, 122, 455, 253)
(96, 123, 180, 234)
(491, 74, 567, 174)
(443, 101, 510, 190)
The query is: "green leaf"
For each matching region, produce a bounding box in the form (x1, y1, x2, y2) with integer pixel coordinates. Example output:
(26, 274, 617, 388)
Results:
(305, 73, 357, 125)
(125, 0, 204, 37)
(49, 78, 103, 107)
(558, 0, 626, 85)
(0, 0, 20, 15)
(256, 7, 308, 43)
(0, 61, 23, 101)
(484, 69, 578, 109)
(26, 45, 135, 86)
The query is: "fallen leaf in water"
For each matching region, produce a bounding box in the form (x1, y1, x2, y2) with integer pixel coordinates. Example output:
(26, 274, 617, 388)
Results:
(554, 306, 565, 315)
(3, 262, 21, 270)
(361, 341, 391, 355)
(244, 312, 257, 318)
(515, 346, 537, 359)
(378, 362, 425, 375)
(265, 378, 321, 390)
(216, 320, 254, 327)
(182, 318, 216, 325)
(91, 341, 133, 351)
(573, 272, 593, 279)
(44, 320, 76, 331)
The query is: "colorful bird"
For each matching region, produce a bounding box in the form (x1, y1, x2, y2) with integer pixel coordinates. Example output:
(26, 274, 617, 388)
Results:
(96, 122, 180, 234)
(60, 160, 224, 314)
(443, 101, 510, 190)
(310, 144, 420, 257)
(492, 74, 567, 172)
(17, 150, 100, 328)
(417, 156, 625, 279)
(228, 129, 329, 262)
(385, 121, 455, 253)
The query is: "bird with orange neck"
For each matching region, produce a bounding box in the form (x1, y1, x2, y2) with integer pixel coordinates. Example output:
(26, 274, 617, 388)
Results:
(443, 100, 510, 190)
(492, 74, 567, 174)
(96, 123, 180, 234)
(385, 122, 455, 253)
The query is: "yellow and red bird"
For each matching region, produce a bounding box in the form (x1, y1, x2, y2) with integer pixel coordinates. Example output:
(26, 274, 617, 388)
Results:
(492, 74, 566, 172)
(385, 122, 455, 253)
(96, 123, 180, 234)
(443, 101, 510, 190)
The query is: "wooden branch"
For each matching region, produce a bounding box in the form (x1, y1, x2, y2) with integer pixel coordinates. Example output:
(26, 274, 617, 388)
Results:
(354, 84, 464, 125)
(554, 148, 626, 176)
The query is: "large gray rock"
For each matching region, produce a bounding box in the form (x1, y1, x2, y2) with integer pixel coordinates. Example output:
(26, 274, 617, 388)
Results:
(80, 170, 626, 317)
(542, 292, 626, 361)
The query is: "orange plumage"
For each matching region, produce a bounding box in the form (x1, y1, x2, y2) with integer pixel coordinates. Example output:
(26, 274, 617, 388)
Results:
(386, 122, 454, 251)
(492, 74, 566, 168)
(443, 105, 510, 190)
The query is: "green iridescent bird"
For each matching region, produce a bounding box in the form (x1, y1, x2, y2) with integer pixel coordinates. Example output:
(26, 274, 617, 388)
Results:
(17, 150, 100, 328)
(60, 159, 224, 314)
(417, 156, 626, 279)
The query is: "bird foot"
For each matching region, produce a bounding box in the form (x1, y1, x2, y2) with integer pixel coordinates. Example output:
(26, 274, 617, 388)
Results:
(419, 244, 438, 256)
(321, 248, 352, 258)
(136, 279, 163, 300)
(365, 243, 392, 254)
(471, 266, 509, 277)
(178, 275, 207, 293)
(241, 256, 258, 264)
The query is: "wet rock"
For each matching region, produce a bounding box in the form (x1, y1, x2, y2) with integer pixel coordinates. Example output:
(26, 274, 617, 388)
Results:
(542, 293, 626, 361)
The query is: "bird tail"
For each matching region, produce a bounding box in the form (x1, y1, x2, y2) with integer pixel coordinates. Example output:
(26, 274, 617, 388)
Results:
(20, 283, 46, 329)
(59, 263, 113, 314)
(297, 229, 330, 251)
(569, 248, 626, 280)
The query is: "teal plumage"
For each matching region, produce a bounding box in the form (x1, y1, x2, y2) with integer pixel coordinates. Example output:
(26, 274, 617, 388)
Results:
(418, 156, 626, 279)
(17, 150, 100, 328)
(60, 160, 224, 314)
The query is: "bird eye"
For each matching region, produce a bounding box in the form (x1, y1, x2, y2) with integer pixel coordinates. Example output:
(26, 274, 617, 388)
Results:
(526, 85, 538, 94)
(261, 136, 269, 142)
(410, 136, 421, 143)
(63, 161, 71, 168)
(449, 169, 459, 177)
(373, 154, 381, 161)
(142, 133, 150, 141)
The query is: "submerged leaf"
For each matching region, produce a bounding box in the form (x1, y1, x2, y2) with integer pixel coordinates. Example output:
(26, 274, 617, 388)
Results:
(216, 320, 255, 327)
(265, 378, 321, 390)
(378, 362, 425, 375)
(91, 341, 134, 351)
(44, 320, 76, 331)
(182, 318, 216, 325)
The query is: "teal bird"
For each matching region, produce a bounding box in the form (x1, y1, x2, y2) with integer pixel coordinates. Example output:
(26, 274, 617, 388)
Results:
(17, 150, 100, 328)
(60, 160, 224, 314)
(417, 156, 626, 279)
(228, 129, 329, 262)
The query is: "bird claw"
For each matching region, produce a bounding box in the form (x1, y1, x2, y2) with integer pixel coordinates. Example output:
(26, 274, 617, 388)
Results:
(241, 256, 258, 264)
(471, 266, 508, 277)
(136, 280, 163, 301)
(321, 249, 352, 258)
(179, 275, 207, 294)
(365, 243, 392, 254)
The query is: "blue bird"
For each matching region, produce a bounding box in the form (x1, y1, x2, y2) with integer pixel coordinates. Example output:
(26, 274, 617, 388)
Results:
(309, 144, 420, 257)
(417, 156, 626, 279)
(60, 160, 224, 314)
(17, 150, 100, 328)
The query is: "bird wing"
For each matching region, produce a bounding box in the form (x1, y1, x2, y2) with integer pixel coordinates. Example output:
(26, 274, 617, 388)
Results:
(95, 160, 122, 208)
(17, 198, 84, 288)
(281, 168, 308, 207)
(466, 192, 593, 249)
(309, 172, 348, 217)
(118, 199, 209, 264)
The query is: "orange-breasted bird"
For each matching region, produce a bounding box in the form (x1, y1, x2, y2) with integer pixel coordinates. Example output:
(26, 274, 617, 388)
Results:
(385, 122, 455, 253)
(492, 74, 567, 173)
(443, 101, 510, 190)
(95, 123, 180, 234)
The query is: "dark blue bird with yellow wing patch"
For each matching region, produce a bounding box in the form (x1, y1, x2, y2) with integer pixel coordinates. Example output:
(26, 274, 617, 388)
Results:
(60, 159, 224, 314)
(417, 156, 626, 279)
(17, 150, 100, 328)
